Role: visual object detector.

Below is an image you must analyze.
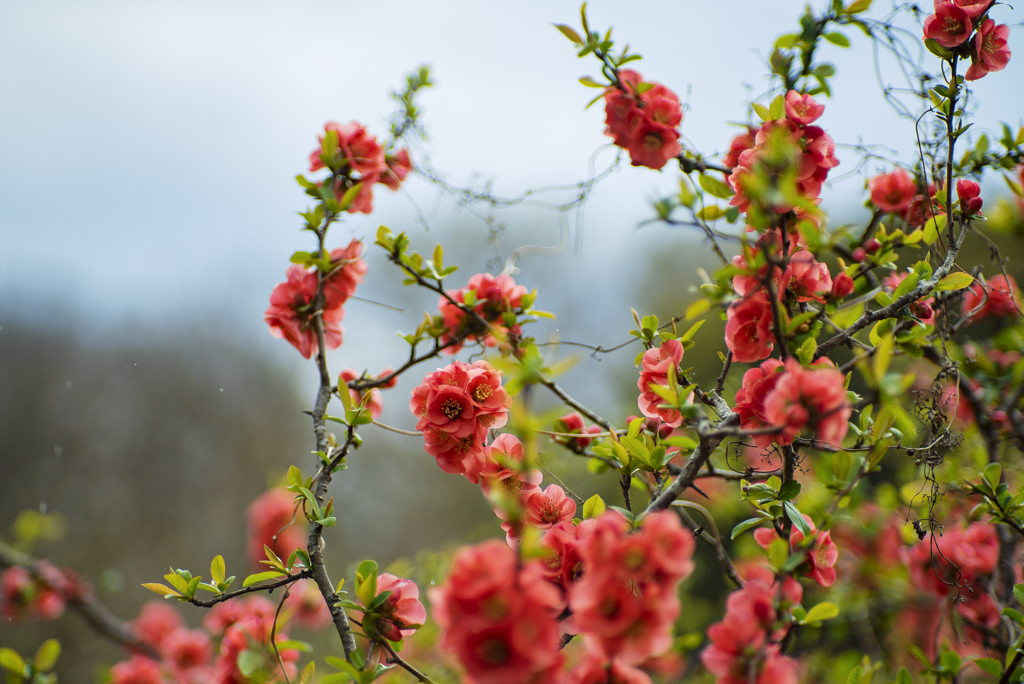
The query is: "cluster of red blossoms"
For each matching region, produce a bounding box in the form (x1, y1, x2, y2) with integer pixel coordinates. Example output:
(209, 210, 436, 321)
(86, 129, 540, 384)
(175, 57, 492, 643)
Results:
(410, 359, 512, 481)
(701, 571, 802, 684)
(431, 510, 694, 684)
(726, 90, 839, 216)
(867, 168, 936, 227)
(603, 70, 683, 170)
(0, 564, 68, 622)
(439, 273, 528, 353)
(754, 515, 840, 587)
(963, 273, 1022, 321)
(264, 239, 367, 359)
(923, 1, 1011, 80)
(903, 522, 1000, 636)
(308, 121, 412, 214)
(636, 339, 685, 427)
(734, 357, 851, 449)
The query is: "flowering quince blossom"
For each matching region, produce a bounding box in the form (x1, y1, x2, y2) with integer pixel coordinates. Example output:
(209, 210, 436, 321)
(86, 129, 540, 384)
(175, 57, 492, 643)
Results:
(554, 411, 603, 448)
(161, 627, 213, 683)
(215, 611, 300, 683)
(479, 433, 543, 518)
(956, 178, 983, 216)
(568, 511, 695, 664)
(429, 540, 564, 684)
(725, 290, 776, 363)
(307, 121, 412, 214)
(339, 368, 384, 419)
(109, 655, 166, 684)
(246, 487, 305, 567)
(0, 565, 66, 622)
(781, 249, 833, 303)
(202, 595, 276, 636)
(762, 358, 851, 447)
(966, 19, 1012, 79)
(524, 484, 577, 529)
(264, 265, 344, 359)
(285, 579, 332, 632)
(923, 2, 973, 47)
(410, 360, 511, 482)
(701, 578, 800, 684)
(962, 274, 1022, 321)
(727, 93, 839, 214)
(439, 273, 528, 353)
(754, 515, 840, 587)
(366, 573, 427, 641)
(868, 168, 918, 213)
(831, 270, 855, 300)
(133, 599, 185, 650)
(603, 69, 682, 170)
(734, 359, 786, 449)
(568, 654, 652, 684)
(637, 338, 685, 427)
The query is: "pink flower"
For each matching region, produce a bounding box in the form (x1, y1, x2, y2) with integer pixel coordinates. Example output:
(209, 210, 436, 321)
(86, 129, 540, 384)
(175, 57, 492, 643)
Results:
(247, 488, 305, 568)
(324, 239, 368, 307)
(161, 628, 212, 683)
(762, 359, 851, 447)
(285, 579, 332, 632)
(370, 573, 427, 641)
(214, 613, 300, 683)
(439, 273, 528, 353)
(782, 250, 833, 303)
(637, 339, 686, 427)
(133, 600, 185, 650)
(524, 485, 577, 529)
(784, 91, 824, 125)
(202, 595, 275, 636)
(723, 127, 757, 168)
(965, 20, 1011, 80)
(0, 566, 65, 622)
(309, 121, 385, 176)
(569, 654, 652, 684)
(952, 0, 993, 18)
(264, 265, 345, 359)
(429, 541, 563, 684)
(381, 148, 413, 190)
(110, 655, 166, 684)
(625, 115, 682, 170)
(831, 271, 855, 300)
(601, 70, 683, 170)
(480, 434, 543, 518)
(962, 274, 1022, 321)
(554, 412, 602, 448)
(956, 179, 983, 215)
(923, 3, 972, 48)
(339, 368, 384, 419)
(725, 291, 776, 363)
(906, 522, 998, 597)
(868, 169, 918, 213)
(734, 359, 786, 449)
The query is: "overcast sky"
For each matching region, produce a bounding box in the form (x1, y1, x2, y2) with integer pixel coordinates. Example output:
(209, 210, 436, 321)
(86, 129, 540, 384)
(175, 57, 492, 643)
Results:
(1, 0, 1021, 344)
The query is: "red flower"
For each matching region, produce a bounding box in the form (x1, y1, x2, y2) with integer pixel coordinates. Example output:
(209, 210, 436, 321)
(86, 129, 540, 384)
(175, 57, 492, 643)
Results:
(952, 0, 994, 18)
(324, 239, 368, 307)
(868, 168, 918, 213)
(956, 179, 984, 216)
(831, 271, 855, 300)
(0, 566, 66, 622)
(905, 522, 998, 597)
(734, 359, 785, 449)
(725, 291, 775, 363)
(923, 2, 973, 48)
(110, 655, 166, 684)
(264, 265, 345, 359)
(133, 600, 185, 651)
(480, 433, 543, 518)
(246, 488, 305, 568)
(381, 148, 413, 190)
(568, 654, 652, 684)
(339, 368, 384, 419)
(962, 274, 1021, 321)
(781, 250, 833, 303)
(966, 20, 1011, 80)
(524, 485, 577, 529)
(762, 359, 851, 447)
(784, 91, 824, 125)
(161, 628, 212, 683)
(554, 412, 602, 448)
(371, 573, 427, 640)
(439, 273, 528, 353)
(202, 595, 275, 636)
(429, 541, 563, 684)
(601, 70, 683, 170)
(285, 579, 332, 632)
(637, 339, 686, 427)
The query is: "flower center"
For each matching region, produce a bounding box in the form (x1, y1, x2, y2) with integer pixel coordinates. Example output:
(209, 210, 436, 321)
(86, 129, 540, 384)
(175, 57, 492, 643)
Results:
(540, 501, 562, 524)
(473, 384, 493, 403)
(478, 638, 508, 665)
(643, 133, 663, 151)
(943, 17, 964, 35)
(442, 397, 463, 420)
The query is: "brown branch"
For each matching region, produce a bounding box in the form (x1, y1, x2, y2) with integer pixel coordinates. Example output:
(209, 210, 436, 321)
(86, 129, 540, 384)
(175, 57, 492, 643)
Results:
(187, 570, 310, 608)
(0, 539, 157, 659)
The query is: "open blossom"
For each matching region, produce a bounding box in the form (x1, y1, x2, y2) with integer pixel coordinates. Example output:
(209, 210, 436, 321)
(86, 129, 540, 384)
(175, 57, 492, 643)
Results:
(637, 339, 685, 427)
(430, 540, 563, 684)
(439, 273, 528, 353)
(306, 122, 410, 214)
(603, 70, 682, 170)
(202, 595, 275, 636)
(568, 511, 694, 664)
(782, 250, 832, 303)
(734, 359, 785, 449)
(0, 566, 65, 622)
(133, 600, 185, 650)
(264, 265, 345, 359)
(905, 522, 998, 596)
(966, 20, 1011, 80)
(324, 239, 368, 306)
(753, 516, 839, 587)
(381, 148, 413, 190)
(923, 2, 972, 47)
(524, 485, 577, 529)
(215, 613, 300, 683)
(957, 179, 983, 215)
(569, 654, 652, 684)
(725, 290, 775, 363)
(784, 91, 824, 125)
(762, 358, 850, 447)
(162, 627, 212, 683)
(285, 579, 332, 632)
(247, 488, 305, 568)
(554, 412, 603, 448)
(480, 434, 543, 518)
(411, 360, 511, 483)
(368, 573, 427, 641)
(110, 655, 165, 684)
(962, 274, 1022, 321)
(868, 168, 918, 213)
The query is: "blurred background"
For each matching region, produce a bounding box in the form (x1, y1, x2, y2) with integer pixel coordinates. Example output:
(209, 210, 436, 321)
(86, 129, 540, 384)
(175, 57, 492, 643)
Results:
(2, 0, 1023, 679)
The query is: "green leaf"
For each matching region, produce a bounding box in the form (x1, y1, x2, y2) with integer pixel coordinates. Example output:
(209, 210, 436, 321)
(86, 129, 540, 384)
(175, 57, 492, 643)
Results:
(939, 650, 962, 675)
(553, 23, 583, 44)
(846, 666, 863, 684)
(33, 640, 60, 673)
(578, 76, 604, 88)
(321, 674, 352, 684)
(337, 182, 363, 212)
(823, 32, 850, 47)
(983, 463, 1002, 489)
(873, 334, 894, 384)
(685, 298, 711, 320)
(802, 602, 840, 623)
(298, 661, 316, 684)
(922, 214, 946, 245)
(752, 102, 771, 122)
(893, 272, 919, 299)
(768, 538, 789, 570)
(0, 649, 25, 677)
(236, 650, 263, 677)
(769, 94, 785, 120)
(210, 555, 226, 586)
(698, 173, 734, 199)
(731, 517, 765, 540)
(1013, 583, 1024, 606)
(895, 666, 913, 684)
(775, 33, 801, 49)
(934, 272, 974, 291)
(583, 494, 606, 520)
(356, 560, 379, 607)
(242, 571, 285, 588)
(971, 658, 1001, 678)
(845, 0, 872, 13)
(141, 582, 181, 598)
(779, 480, 802, 501)
(784, 502, 813, 537)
